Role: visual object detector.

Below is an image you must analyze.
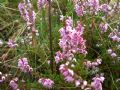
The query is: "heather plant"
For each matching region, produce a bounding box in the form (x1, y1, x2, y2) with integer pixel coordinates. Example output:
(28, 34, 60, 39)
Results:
(0, 0, 120, 90)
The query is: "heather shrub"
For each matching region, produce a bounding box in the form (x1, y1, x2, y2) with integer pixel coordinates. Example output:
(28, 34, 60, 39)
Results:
(0, 0, 120, 90)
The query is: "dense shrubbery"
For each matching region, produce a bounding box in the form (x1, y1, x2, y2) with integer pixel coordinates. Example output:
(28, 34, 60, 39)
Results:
(0, 0, 120, 90)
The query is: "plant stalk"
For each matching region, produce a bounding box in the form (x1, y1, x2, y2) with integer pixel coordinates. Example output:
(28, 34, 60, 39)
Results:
(48, 0, 54, 73)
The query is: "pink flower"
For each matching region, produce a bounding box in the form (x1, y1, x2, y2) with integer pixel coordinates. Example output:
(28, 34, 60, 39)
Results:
(112, 35, 119, 41)
(64, 76, 74, 82)
(63, 71, 69, 76)
(96, 58, 102, 64)
(75, 4, 85, 16)
(37, 0, 47, 10)
(18, 1, 36, 28)
(87, 0, 100, 11)
(108, 30, 120, 42)
(55, 51, 64, 63)
(65, 17, 73, 26)
(18, 3, 26, 20)
(7, 39, 18, 48)
(84, 58, 102, 69)
(18, 58, 33, 73)
(91, 79, 102, 90)
(59, 64, 75, 82)
(99, 23, 108, 33)
(75, 80, 81, 87)
(91, 75, 105, 90)
(9, 80, 19, 90)
(107, 49, 112, 54)
(111, 53, 117, 58)
(38, 78, 54, 89)
(99, 4, 111, 13)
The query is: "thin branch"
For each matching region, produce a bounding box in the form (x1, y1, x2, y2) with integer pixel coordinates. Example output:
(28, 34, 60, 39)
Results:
(48, 0, 54, 73)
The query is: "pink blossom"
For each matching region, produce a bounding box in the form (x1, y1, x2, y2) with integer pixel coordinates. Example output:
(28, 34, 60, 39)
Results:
(91, 76, 105, 90)
(75, 80, 81, 87)
(75, 4, 85, 16)
(109, 30, 120, 42)
(107, 49, 112, 54)
(9, 80, 19, 90)
(18, 58, 33, 73)
(55, 51, 64, 63)
(111, 53, 117, 58)
(64, 76, 74, 82)
(111, 35, 118, 41)
(84, 59, 102, 69)
(7, 39, 18, 48)
(99, 4, 111, 13)
(59, 64, 75, 82)
(37, 0, 47, 10)
(18, 3, 26, 20)
(18, 1, 36, 29)
(87, 0, 100, 12)
(38, 78, 54, 89)
(99, 23, 108, 33)
(65, 17, 73, 26)
(57, 18, 87, 60)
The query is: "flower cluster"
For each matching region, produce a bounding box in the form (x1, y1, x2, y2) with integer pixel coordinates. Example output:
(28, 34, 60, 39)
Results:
(99, 4, 111, 13)
(18, 0, 38, 45)
(7, 39, 18, 48)
(109, 30, 120, 42)
(75, 3, 85, 16)
(37, 0, 47, 10)
(59, 64, 74, 82)
(99, 23, 109, 33)
(107, 49, 117, 58)
(91, 74, 105, 90)
(87, 0, 100, 12)
(55, 16, 94, 90)
(18, 58, 33, 73)
(9, 79, 19, 90)
(59, 63, 91, 89)
(75, 79, 88, 89)
(84, 58, 102, 69)
(55, 17, 87, 63)
(18, 2, 36, 28)
(75, 0, 100, 15)
(38, 78, 54, 89)
(75, 0, 120, 16)
(0, 72, 19, 90)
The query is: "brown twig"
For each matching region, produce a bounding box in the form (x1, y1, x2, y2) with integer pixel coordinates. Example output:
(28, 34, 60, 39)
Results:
(48, 0, 54, 74)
